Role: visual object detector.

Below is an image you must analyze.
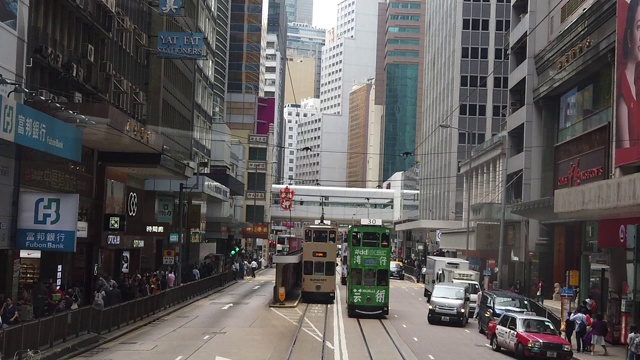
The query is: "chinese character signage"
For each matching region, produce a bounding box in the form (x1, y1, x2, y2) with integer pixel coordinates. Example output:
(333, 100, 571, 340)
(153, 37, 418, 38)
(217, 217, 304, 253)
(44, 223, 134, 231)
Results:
(0, 95, 82, 162)
(157, 197, 174, 224)
(159, 0, 182, 16)
(157, 32, 205, 59)
(17, 192, 79, 252)
(280, 186, 294, 211)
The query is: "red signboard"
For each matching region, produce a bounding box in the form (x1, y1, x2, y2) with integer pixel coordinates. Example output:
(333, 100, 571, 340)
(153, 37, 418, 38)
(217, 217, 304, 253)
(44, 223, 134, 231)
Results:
(597, 218, 640, 248)
(279, 186, 295, 211)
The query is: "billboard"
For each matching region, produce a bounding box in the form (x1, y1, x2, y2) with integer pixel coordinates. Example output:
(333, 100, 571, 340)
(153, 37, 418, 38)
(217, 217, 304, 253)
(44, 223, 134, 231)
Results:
(616, 0, 640, 166)
(159, 0, 182, 16)
(157, 32, 206, 60)
(17, 192, 79, 252)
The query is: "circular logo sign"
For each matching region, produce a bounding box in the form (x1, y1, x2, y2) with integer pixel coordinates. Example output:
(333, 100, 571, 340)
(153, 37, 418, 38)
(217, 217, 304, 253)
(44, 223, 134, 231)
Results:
(128, 192, 138, 216)
(620, 224, 626, 243)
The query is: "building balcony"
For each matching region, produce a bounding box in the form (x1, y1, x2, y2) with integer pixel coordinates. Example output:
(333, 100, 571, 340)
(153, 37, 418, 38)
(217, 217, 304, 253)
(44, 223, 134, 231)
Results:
(510, 13, 529, 46)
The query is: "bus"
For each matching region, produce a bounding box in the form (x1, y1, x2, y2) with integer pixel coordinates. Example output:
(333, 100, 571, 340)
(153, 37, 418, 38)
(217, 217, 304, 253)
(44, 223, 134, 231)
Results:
(301, 223, 338, 302)
(346, 220, 391, 317)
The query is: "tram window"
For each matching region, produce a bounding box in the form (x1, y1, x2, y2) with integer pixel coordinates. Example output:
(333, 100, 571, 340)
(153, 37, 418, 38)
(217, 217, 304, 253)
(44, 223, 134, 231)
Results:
(303, 261, 313, 275)
(362, 232, 380, 248)
(277, 237, 286, 245)
(314, 261, 325, 276)
(364, 269, 376, 286)
(352, 268, 363, 285)
(305, 230, 313, 242)
(314, 230, 328, 243)
(325, 261, 335, 276)
(381, 233, 390, 248)
(352, 232, 361, 247)
(329, 231, 337, 243)
(377, 270, 389, 286)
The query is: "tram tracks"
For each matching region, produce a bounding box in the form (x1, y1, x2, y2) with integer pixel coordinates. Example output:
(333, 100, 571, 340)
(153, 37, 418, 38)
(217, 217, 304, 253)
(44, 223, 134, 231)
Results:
(356, 318, 407, 360)
(285, 303, 331, 360)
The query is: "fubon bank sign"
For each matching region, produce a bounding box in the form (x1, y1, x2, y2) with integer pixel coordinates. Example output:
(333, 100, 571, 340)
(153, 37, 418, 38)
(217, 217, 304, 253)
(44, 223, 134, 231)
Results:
(0, 95, 82, 162)
(17, 192, 79, 252)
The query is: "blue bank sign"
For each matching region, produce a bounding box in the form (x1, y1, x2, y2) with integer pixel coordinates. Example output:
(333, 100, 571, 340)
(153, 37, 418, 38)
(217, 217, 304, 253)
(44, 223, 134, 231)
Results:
(0, 95, 82, 162)
(17, 192, 79, 252)
(157, 32, 205, 59)
(159, 0, 183, 16)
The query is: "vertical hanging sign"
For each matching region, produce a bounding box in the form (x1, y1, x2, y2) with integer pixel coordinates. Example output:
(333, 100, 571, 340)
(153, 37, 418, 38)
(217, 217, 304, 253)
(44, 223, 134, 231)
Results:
(159, 0, 183, 16)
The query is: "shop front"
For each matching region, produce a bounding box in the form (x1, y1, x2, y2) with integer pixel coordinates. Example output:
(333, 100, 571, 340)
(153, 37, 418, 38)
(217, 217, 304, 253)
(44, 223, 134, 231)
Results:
(0, 142, 16, 301)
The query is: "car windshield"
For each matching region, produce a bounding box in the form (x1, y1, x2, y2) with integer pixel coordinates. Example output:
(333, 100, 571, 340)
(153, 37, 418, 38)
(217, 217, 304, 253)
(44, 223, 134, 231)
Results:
(390, 262, 402, 270)
(495, 297, 529, 311)
(432, 287, 465, 300)
(522, 319, 558, 336)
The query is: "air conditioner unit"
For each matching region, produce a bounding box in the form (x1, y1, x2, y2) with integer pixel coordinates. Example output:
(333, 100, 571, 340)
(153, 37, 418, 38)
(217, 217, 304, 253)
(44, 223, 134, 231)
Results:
(35, 44, 53, 59)
(73, 92, 83, 103)
(76, 66, 85, 83)
(113, 77, 128, 93)
(57, 96, 68, 103)
(100, 61, 113, 74)
(116, 16, 130, 31)
(135, 31, 148, 46)
(75, 0, 85, 8)
(81, 43, 94, 63)
(98, 0, 115, 13)
(49, 51, 63, 68)
(67, 63, 77, 77)
(37, 90, 51, 99)
(133, 90, 145, 104)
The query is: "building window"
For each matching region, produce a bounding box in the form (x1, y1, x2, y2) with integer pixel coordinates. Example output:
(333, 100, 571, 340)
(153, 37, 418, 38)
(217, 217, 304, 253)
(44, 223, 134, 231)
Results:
(248, 172, 266, 191)
(249, 147, 267, 161)
(246, 205, 265, 223)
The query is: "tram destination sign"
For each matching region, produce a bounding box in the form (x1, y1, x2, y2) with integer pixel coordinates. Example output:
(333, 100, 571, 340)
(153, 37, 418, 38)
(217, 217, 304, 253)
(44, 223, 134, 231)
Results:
(360, 219, 382, 225)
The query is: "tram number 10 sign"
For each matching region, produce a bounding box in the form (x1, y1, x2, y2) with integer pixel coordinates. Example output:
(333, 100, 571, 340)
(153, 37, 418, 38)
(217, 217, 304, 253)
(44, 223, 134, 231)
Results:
(361, 219, 382, 226)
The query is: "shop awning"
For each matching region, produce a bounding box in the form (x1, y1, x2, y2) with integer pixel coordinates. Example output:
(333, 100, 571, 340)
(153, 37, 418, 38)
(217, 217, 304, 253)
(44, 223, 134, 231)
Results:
(510, 197, 557, 221)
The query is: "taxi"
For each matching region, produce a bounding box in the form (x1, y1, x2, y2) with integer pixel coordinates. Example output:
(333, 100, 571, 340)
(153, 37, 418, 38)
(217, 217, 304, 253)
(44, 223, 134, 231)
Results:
(389, 261, 404, 280)
(486, 312, 572, 360)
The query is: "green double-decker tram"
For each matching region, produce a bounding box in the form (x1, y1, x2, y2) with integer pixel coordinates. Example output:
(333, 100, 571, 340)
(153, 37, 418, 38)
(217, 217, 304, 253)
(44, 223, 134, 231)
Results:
(346, 221, 391, 317)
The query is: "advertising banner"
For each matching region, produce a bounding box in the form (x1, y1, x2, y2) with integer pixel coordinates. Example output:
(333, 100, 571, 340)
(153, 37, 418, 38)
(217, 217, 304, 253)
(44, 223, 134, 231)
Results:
(157, 32, 205, 60)
(157, 197, 174, 224)
(159, 0, 182, 16)
(121, 250, 130, 274)
(616, 0, 640, 166)
(17, 192, 79, 252)
(0, 95, 83, 162)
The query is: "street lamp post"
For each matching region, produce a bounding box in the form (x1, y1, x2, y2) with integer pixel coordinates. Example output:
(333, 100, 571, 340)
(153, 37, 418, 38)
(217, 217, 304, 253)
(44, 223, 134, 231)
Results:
(439, 124, 472, 258)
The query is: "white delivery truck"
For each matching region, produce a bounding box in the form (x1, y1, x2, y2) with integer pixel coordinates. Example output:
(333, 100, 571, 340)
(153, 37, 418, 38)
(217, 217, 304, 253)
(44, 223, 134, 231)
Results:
(423, 256, 470, 300)
(441, 268, 481, 312)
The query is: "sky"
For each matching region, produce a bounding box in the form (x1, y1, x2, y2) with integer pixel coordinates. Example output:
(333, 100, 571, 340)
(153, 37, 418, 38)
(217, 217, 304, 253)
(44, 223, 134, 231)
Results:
(312, 0, 339, 29)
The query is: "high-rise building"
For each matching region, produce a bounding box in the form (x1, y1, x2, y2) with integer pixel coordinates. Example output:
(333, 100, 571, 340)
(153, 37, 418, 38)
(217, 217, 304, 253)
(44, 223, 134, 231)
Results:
(419, 0, 511, 222)
(347, 82, 373, 188)
(287, 23, 325, 98)
(284, 53, 317, 104)
(375, 0, 426, 181)
(318, 0, 381, 186)
(285, 0, 314, 25)
(228, 0, 263, 93)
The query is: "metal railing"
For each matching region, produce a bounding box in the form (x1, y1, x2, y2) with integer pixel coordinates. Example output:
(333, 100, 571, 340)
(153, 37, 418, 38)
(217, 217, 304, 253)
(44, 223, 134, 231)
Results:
(529, 299, 562, 330)
(0, 272, 234, 360)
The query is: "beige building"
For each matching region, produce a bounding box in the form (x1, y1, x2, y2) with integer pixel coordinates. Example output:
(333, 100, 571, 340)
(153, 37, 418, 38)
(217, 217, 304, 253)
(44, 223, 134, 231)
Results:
(284, 53, 316, 104)
(347, 81, 383, 188)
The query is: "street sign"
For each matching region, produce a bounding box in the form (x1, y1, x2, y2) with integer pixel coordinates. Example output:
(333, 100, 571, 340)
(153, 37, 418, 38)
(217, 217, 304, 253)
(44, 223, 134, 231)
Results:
(483, 269, 492, 276)
(278, 286, 286, 303)
(163, 256, 175, 265)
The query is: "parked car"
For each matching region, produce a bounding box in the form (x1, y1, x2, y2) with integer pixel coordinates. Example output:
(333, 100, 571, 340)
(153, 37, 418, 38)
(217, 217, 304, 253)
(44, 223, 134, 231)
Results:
(477, 289, 532, 334)
(427, 282, 470, 326)
(487, 312, 572, 359)
(389, 261, 404, 280)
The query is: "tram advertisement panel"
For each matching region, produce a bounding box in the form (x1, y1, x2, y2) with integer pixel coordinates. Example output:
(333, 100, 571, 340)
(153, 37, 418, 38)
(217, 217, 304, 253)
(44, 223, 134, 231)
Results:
(348, 248, 389, 306)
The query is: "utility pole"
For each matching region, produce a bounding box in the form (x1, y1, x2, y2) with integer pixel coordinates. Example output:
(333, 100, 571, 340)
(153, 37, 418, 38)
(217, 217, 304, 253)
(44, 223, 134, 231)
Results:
(497, 137, 508, 289)
(177, 182, 185, 285)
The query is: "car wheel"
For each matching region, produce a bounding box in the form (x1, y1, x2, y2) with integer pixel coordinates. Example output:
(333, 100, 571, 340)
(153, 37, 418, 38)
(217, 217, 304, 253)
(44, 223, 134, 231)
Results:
(515, 343, 525, 360)
(491, 335, 500, 352)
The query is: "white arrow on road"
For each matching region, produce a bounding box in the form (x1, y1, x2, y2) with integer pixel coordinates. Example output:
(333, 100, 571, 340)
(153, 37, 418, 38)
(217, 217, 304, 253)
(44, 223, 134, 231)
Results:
(253, 285, 260, 289)
(215, 357, 232, 360)
(221, 303, 233, 310)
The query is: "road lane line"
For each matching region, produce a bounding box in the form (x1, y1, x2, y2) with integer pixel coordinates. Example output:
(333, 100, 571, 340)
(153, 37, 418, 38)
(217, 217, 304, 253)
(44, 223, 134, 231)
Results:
(203, 335, 210, 339)
(465, 330, 470, 333)
(333, 290, 339, 360)
(402, 324, 406, 328)
(253, 285, 260, 289)
(336, 283, 349, 360)
(428, 355, 434, 360)
(413, 337, 418, 342)
(175, 357, 183, 360)
(394, 315, 398, 318)
(485, 344, 491, 347)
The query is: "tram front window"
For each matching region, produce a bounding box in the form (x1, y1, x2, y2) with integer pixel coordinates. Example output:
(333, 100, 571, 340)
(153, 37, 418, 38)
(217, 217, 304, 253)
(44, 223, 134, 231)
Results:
(325, 261, 335, 276)
(314, 261, 325, 276)
(303, 261, 313, 275)
(364, 269, 376, 286)
(362, 232, 380, 247)
(352, 232, 361, 246)
(329, 231, 337, 243)
(377, 269, 389, 286)
(352, 268, 363, 285)
(314, 230, 329, 243)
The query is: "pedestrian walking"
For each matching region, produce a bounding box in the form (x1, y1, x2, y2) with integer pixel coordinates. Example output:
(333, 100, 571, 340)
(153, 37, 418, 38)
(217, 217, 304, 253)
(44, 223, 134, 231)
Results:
(250, 259, 258, 278)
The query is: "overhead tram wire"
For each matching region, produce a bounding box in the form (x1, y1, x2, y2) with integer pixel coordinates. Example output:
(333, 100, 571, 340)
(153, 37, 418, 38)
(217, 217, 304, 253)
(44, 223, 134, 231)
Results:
(411, 0, 565, 157)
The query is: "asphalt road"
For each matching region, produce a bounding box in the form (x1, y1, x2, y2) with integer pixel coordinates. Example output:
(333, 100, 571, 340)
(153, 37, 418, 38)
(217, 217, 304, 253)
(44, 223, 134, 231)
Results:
(70, 269, 520, 360)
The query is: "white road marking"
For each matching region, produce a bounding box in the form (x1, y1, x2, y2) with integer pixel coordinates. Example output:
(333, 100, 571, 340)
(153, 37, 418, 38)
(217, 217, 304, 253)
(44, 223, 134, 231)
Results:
(333, 290, 339, 360)
(465, 330, 470, 333)
(402, 324, 406, 328)
(413, 337, 418, 342)
(394, 315, 398, 318)
(253, 286, 260, 289)
(203, 335, 210, 339)
(485, 344, 491, 347)
(221, 303, 233, 310)
(428, 355, 435, 360)
(336, 283, 349, 360)
(175, 357, 183, 360)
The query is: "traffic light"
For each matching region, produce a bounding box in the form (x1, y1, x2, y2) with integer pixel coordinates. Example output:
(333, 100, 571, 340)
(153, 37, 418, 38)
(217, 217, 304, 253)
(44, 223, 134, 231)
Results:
(230, 246, 240, 256)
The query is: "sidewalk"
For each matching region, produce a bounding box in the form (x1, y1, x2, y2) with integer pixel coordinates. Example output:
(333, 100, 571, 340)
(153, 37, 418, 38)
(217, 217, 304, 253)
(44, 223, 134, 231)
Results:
(543, 299, 628, 359)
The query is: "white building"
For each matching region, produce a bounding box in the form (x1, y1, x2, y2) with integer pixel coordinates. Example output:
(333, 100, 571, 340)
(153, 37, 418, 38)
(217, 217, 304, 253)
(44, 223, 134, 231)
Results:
(293, 98, 325, 184)
(285, 0, 314, 25)
(263, 34, 281, 99)
(316, 0, 380, 186)
(0, 0, 27, 98)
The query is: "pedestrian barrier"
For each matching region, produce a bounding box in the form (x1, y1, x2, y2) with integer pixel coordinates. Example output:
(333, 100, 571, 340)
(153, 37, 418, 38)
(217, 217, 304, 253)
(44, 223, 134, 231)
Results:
(529, 299, 562, 330)
(0, 272, 234, 360)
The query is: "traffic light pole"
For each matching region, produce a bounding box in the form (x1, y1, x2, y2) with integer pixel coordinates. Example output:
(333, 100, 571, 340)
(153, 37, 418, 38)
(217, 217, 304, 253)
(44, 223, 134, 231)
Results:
(177, 182, 185, 285)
